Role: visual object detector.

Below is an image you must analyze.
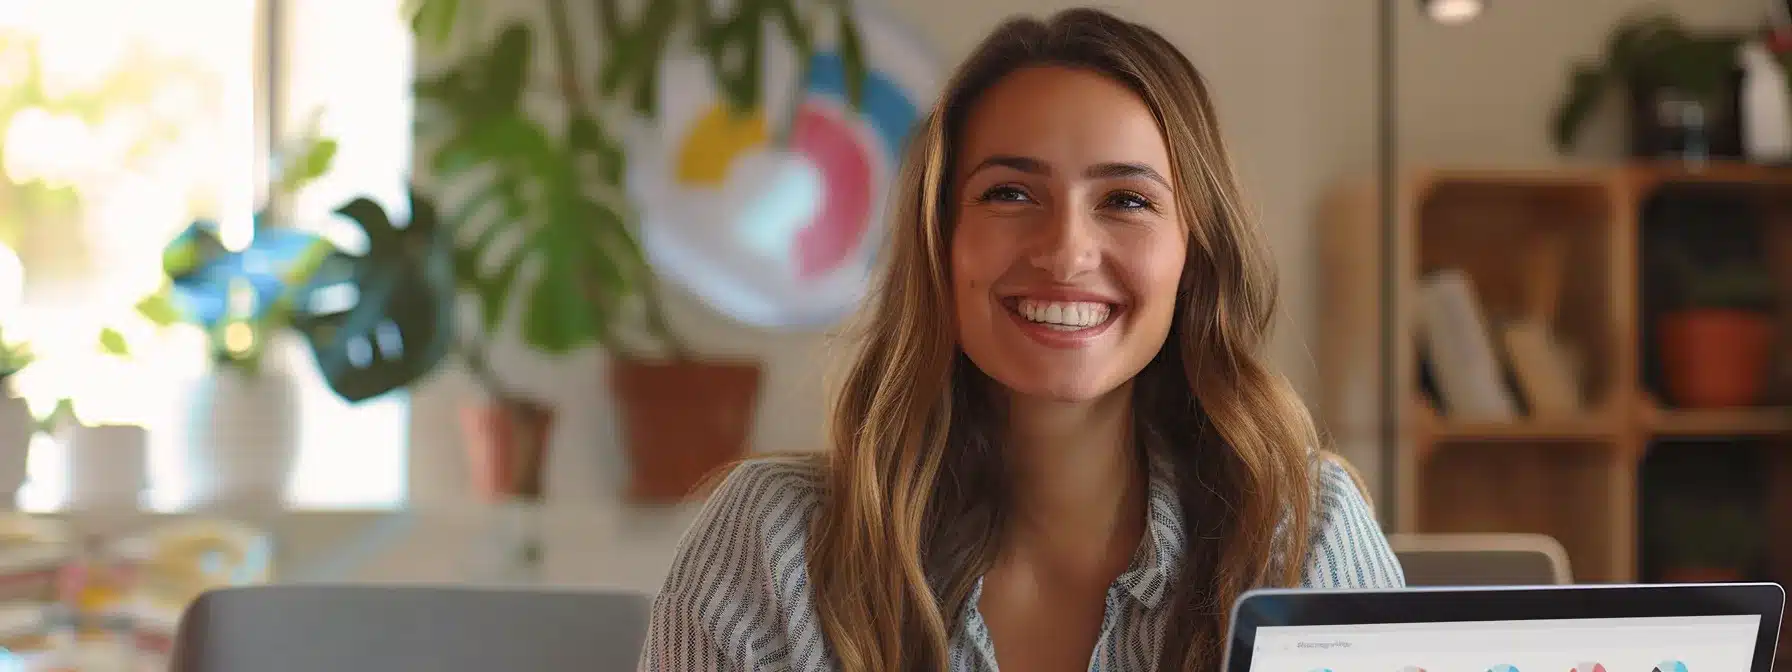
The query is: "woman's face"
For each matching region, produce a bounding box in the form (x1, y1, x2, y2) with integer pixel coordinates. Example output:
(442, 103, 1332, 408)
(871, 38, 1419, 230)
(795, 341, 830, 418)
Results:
(951, 65, 1189, 403)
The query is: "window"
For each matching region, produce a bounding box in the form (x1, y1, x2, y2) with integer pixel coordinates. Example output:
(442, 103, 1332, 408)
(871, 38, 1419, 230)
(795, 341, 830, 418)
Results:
(2, 0, 413, 511)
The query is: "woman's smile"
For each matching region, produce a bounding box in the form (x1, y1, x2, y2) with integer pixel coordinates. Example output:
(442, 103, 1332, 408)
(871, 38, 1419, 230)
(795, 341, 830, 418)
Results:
(998, 291, 1125, 348)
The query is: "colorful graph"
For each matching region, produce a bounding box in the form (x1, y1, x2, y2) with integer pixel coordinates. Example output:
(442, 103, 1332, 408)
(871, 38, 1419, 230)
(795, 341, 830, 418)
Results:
(1653, 661, 1689, 672)
(629, 8, 940, 329)
(1572, 663, 1607, 672)
(1488, 664, 1521, 672)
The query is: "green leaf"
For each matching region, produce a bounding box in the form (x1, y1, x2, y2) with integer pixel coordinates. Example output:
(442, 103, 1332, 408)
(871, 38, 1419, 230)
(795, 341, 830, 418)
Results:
(163, 226, 226, 278)
(279, 137, 338, 194)
(521, 260, 603, 354)
(134, 289, 181, 327)
(596, 0, 680, 116)
(700, 0, 768, 113)
(293, 190, 457, 403)
(410, 0, 461, 48)
(334, 197, 402, 257)
(1553, 65, 1610, 152)
(568, 115, 625, 185)
(835, 2, 868, 109)
(769, 0, 813, 62)
(97, 328, 129, 357)
(299, 139, 339, 182)
(478, 248, 526, 333)
(486, 24, 535, 113)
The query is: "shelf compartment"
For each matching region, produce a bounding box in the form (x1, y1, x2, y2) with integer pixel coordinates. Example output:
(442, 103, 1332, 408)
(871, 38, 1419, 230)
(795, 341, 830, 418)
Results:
(1416, 439, 1632, 583)
(1414, 176, 1625, 416)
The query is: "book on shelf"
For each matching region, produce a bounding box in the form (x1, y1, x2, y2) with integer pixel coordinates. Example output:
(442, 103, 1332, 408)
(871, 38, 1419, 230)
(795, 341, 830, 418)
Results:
(1500, 319, 1584, 416)
(1416, 269, 1519, 421)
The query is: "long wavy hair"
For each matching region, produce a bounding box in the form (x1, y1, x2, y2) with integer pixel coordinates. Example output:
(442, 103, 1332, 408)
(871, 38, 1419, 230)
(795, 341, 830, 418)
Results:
(806, 8, 1320, 670)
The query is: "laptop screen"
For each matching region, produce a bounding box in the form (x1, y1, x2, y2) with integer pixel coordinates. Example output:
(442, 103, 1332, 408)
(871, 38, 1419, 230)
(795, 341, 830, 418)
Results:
(1247, 615, 1762, 672)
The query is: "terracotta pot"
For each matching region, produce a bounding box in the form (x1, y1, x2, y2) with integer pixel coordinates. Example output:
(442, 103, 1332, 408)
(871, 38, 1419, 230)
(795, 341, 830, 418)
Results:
(460, 399, 554, 501)
(1660, 566, 1746, 583)
(1659, 309, 1775, 408)
(611, 359, 761, 503)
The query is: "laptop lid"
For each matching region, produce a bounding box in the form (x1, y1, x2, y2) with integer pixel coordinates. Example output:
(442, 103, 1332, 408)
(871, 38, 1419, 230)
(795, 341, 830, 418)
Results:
(1224, 583, 1784, 672)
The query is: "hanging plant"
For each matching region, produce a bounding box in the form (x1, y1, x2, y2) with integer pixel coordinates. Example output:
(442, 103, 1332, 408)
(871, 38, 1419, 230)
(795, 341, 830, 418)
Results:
(1553, 11, 1743, 152)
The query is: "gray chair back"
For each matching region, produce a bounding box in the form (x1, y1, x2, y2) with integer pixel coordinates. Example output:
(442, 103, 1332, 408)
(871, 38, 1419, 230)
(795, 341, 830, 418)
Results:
(170, 584, 651, 672)
(1390, 533, 1573, 586)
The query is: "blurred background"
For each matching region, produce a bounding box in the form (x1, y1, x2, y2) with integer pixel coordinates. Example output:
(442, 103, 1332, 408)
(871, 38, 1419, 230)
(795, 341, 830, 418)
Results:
(0, 0, 1785, 668)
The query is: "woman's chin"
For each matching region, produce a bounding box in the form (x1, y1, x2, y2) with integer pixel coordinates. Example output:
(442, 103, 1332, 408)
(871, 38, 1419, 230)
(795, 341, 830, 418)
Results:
(995, 374, 1131, 405)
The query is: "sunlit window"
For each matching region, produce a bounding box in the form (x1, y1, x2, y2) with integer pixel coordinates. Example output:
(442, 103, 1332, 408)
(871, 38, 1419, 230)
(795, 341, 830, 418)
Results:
(280, 0, 413, 509)
(1, 0, 412, 511)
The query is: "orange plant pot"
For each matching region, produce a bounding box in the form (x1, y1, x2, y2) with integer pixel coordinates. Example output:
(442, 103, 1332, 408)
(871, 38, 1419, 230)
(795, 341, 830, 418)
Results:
(460, 399, 555, 501)
(610, 359, 762, 503)
(1659, 309, 1775, 408)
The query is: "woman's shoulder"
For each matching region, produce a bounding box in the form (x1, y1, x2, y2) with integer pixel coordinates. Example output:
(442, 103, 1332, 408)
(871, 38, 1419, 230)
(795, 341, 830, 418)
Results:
(700, 456, 828, 517)
(1298, 450, 1407, 589)
(657, 456, 827, 594)
(643, 457, 832, 668)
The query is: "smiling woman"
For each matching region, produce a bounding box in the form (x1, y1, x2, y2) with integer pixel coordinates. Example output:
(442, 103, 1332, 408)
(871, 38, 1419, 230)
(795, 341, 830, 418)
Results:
(641, 7, 1402, 672)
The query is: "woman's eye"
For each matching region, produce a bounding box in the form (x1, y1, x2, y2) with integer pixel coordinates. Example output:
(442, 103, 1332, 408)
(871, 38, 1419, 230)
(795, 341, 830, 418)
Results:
(978, 185, 1033, 203)
(1104, 192, 1153, 211)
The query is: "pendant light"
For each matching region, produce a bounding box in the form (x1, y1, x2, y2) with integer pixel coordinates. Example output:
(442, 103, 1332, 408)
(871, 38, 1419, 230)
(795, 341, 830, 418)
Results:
(1422, 0, 1486, 26)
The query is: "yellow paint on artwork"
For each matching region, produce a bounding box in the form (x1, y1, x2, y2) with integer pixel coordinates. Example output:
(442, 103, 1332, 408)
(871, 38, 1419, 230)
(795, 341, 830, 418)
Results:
(675, 106, 768, 186)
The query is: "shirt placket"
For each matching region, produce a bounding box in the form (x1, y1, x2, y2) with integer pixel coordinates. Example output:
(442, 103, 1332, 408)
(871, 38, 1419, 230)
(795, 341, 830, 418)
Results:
(1085, 584, 1126, 672)
(960, 579, 1001, 672)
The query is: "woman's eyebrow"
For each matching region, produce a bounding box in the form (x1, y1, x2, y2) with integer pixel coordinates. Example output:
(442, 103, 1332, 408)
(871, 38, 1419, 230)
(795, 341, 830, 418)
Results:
(964, 154, 1169, 189)
(965, 154, 1050, 179)
(1083, 162, 1169, 189)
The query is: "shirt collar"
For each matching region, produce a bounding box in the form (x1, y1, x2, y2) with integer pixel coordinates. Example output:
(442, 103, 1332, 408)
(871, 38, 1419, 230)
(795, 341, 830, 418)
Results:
(1113, 451, 1185, 610)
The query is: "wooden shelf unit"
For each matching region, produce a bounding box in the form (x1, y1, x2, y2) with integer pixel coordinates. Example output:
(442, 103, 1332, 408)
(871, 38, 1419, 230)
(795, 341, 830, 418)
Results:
(1318, 163, 1792, 585)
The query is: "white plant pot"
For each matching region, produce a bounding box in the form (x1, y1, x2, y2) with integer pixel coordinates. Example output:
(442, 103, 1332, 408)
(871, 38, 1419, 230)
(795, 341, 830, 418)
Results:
(66, 424, 148, 509)
(186, 368, 297, 509)
(0, 396, 34, 502)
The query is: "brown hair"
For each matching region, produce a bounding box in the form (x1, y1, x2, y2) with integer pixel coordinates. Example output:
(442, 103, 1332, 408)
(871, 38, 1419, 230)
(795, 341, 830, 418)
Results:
(805, 8, 1320, 670)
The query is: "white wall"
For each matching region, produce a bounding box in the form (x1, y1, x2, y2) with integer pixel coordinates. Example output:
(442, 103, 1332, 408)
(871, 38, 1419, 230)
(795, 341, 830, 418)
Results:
(402, 0, 1773, 513)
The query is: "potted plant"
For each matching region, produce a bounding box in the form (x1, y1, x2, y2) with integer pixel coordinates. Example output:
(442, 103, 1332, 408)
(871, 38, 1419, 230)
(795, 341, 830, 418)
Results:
(1657, 249, 1777, 408)
(300, 0, 871, 504)
(142, 131, 341, 508)
(1553, 12, 1745, 158)
(1655, 500, 1763, 582)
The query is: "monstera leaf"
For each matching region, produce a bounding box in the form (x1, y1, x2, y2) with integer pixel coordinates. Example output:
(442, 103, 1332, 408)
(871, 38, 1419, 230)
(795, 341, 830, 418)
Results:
(291, 191, 457, 402)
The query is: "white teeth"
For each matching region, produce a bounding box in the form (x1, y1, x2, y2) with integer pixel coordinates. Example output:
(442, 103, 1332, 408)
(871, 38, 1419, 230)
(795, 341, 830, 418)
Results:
(1016, 299, 1112, 330)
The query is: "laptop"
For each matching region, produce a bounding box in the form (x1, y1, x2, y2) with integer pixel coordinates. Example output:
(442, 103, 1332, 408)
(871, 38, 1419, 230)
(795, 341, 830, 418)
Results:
(1225, 584, 1785, 672)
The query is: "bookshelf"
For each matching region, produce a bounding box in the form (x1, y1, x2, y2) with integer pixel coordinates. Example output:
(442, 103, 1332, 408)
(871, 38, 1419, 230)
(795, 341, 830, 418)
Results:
(1318, 163, 1792, 586)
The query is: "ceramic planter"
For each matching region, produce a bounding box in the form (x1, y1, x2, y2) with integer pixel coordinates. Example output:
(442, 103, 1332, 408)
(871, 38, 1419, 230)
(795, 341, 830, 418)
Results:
(1659, 308, 1775, 408)
(460, 399, 554, 502)
(185, 369, 298, 508)
(65, 424, 148, 509)
(610, 359, 761, 503)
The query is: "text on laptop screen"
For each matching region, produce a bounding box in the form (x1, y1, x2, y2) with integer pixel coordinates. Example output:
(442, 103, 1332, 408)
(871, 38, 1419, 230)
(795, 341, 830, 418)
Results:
(1249, 615, 1761, 672)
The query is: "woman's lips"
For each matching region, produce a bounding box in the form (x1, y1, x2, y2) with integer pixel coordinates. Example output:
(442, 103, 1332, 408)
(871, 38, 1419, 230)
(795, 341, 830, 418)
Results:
(1001, 296, 1122, 348)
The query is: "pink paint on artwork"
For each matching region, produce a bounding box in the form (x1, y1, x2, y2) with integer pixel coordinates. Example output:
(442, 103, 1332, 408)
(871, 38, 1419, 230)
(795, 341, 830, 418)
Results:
(790, 105, 874, 280)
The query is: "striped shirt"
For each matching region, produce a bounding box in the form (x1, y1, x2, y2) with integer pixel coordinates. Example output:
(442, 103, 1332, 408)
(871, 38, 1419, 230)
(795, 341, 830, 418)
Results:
(641, 454, 1404, 671)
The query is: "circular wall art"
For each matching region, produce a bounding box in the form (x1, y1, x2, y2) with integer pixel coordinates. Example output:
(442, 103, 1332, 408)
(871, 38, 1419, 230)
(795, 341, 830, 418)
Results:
(628, 8, 938, 329)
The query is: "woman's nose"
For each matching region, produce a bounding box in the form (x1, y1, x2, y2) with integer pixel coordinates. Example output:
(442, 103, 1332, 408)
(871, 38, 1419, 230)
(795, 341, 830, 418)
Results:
(1026, 207, 1099, 280)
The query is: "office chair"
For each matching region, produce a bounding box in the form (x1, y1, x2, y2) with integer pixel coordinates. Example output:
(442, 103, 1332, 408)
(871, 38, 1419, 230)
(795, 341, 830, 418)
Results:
(1390, 533, 1574, 586)
(169, 584, 651, 672)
